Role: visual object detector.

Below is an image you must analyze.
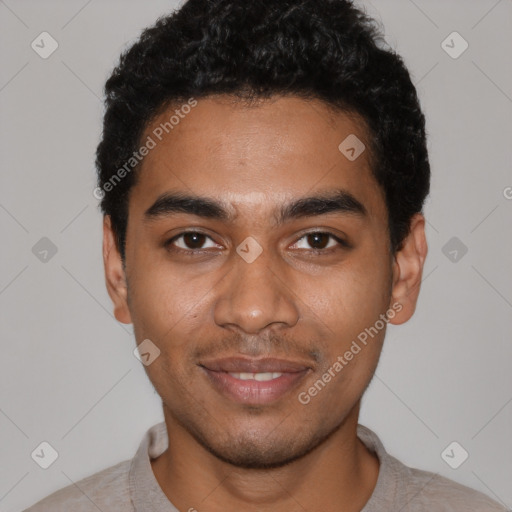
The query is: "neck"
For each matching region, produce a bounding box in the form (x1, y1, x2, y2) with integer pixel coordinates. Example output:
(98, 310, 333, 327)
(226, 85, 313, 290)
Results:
(151, 402, 380, 512)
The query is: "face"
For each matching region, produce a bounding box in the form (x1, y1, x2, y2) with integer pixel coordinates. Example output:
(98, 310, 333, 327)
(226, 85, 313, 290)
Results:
(104, 95, 427, 469)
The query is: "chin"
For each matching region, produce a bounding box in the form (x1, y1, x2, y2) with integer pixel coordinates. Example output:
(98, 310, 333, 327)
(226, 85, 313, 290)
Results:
(191, 421, 339, 470)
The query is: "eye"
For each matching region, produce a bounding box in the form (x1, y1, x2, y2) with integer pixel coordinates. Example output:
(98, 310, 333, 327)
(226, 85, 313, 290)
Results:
(291, 232, 347, 251)
(166, 231, 220, 251)
(164, 230, 348, 255)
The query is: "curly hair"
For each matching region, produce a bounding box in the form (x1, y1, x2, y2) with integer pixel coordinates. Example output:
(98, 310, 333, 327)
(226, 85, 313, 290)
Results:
(96, 0, 430, 260)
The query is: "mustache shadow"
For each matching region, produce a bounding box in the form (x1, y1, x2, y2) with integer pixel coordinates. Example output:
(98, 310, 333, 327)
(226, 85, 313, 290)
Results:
(191, 331, 322, 364)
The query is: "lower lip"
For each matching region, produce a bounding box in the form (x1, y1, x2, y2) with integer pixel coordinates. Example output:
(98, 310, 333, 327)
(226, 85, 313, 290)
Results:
(201, 368, 309, 405)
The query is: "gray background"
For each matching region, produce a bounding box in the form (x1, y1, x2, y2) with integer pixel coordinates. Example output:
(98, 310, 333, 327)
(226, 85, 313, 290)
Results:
(1, 0, 511, 510)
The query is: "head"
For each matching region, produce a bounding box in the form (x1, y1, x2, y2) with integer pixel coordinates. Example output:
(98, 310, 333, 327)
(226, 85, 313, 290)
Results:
(98, 0, 429, 469)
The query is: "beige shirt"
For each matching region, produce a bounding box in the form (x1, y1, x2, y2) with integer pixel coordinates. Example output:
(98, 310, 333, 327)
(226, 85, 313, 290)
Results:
(24, 422, 508, 511)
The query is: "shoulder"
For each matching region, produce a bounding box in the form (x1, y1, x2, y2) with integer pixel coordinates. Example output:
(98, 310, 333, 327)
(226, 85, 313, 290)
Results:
(22, 459, 132, 512)
(357, 425, 508, 512)
(389, 455, 508, 511)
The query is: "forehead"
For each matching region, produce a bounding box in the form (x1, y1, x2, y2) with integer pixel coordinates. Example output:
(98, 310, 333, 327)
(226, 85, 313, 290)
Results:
(130, 95, 386, 220)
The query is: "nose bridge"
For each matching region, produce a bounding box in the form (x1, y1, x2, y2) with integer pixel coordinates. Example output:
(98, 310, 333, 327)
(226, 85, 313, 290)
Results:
(213, 246, 299, 334)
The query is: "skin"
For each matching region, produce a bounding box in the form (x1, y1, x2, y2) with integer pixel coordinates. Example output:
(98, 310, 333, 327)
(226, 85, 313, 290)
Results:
(103, 95, 428, 512)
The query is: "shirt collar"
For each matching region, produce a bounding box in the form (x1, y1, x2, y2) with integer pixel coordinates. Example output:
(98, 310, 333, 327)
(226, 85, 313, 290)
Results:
(129, 422, 175, 512)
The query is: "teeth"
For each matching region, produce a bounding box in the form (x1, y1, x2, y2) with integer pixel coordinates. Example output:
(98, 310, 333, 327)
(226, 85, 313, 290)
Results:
(228, 372, 283, 381)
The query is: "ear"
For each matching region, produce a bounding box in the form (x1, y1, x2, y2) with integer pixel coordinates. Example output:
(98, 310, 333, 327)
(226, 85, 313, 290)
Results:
(103, 216, 132, 324)
(388, 213, 428, 325)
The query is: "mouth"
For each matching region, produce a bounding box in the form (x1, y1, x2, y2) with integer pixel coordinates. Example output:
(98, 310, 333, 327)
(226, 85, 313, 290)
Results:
(199, 357, 312, 405)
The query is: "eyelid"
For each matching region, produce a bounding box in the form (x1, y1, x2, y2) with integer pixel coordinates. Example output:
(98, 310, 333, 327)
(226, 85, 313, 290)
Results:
(165, 230, 220, 247)
(164, 229, 350, 253)
(290, 231, 350, 251)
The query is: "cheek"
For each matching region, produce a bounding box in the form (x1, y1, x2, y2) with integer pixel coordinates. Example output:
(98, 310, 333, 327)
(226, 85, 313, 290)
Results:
(128, 251, 200, 319)
(127, 270, 199, 396)
(298, 262, 390, 341)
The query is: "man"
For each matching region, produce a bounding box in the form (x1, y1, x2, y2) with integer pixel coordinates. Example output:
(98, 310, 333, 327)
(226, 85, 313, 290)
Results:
(24, 0, 507, 510)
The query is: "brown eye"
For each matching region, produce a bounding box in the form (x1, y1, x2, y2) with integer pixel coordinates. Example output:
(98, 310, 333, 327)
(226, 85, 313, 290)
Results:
(306, 233, 331, 249)
(293, 232, 345, 251)
(182, 232, 207, 249)
(167, 232, 218, 251)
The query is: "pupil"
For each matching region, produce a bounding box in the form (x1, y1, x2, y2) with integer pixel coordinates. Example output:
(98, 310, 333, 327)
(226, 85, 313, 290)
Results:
(308, 233, 328, 249)
(184, 233, 205, 248)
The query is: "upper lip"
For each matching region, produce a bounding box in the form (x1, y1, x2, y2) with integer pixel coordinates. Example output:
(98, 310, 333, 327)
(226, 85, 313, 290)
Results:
(200, 357, 311, 373)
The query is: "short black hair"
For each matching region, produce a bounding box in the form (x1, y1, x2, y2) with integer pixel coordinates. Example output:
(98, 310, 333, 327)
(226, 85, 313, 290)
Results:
(96, 0, 430, 261)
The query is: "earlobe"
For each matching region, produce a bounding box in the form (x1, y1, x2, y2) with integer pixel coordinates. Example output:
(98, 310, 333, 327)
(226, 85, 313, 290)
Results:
(103, 216, 133, 324)
(388, 213, 428, 326)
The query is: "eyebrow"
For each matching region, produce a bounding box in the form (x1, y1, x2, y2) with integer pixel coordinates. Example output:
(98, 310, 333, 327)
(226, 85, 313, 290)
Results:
(143, 189, 367, 224)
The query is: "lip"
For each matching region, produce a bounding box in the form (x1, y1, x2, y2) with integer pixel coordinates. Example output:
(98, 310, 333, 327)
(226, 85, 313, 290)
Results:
(199, 357, 312, 405)
(200, 356, 311, 373)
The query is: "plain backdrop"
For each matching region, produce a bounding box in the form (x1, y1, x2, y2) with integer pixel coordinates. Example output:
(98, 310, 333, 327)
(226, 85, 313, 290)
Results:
(1, 0, 511, 510)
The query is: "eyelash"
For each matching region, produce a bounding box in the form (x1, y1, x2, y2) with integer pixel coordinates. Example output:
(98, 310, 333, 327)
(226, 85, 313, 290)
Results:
(164, 230, 350, 255)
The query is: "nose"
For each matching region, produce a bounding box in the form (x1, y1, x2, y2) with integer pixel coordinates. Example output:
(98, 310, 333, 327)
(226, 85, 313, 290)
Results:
(213, 249, 300, 335)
